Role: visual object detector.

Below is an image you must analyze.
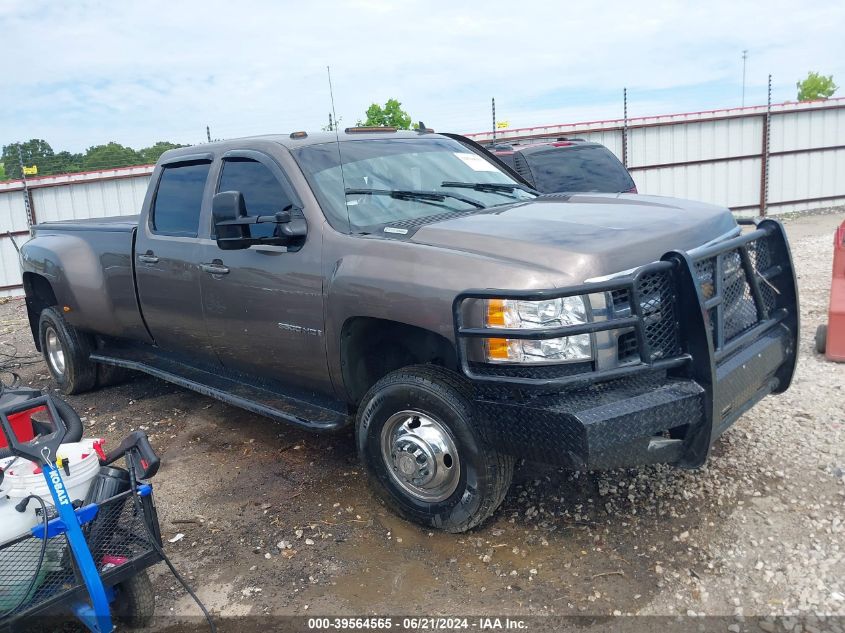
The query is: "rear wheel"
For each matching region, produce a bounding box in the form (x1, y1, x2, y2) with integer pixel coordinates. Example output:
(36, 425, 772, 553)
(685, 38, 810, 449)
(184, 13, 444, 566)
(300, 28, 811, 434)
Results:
(112, 570, 155, 628)
(38, 307, 97, 394)
(815, 324, 828, 354)
(356, 365, 514, 533)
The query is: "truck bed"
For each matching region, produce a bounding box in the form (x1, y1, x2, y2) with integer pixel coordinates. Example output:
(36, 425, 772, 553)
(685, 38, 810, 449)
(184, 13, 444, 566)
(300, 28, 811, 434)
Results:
(25, 215, 148, 343)
(33, 215, 139, 233)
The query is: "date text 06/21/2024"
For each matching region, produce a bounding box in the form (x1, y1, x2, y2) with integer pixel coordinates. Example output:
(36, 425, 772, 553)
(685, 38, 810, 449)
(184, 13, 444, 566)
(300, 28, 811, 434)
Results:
(306, 617, 528, 630)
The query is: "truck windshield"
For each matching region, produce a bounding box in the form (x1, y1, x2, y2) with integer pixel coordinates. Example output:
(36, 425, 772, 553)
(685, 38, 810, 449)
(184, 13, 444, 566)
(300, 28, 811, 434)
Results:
(292, 137, 536, 232)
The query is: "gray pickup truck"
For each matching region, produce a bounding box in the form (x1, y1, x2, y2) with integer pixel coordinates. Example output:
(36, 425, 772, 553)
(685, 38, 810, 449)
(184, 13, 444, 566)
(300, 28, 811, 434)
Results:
(19, 129, 799, 532)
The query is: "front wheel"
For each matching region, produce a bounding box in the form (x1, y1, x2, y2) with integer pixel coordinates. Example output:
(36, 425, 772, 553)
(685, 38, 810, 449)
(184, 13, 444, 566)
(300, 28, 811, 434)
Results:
(356, 365, 514, 533)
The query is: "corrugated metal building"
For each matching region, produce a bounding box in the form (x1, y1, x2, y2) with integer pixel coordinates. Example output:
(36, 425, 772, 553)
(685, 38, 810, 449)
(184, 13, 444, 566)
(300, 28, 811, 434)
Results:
(0, 165, 153, 295)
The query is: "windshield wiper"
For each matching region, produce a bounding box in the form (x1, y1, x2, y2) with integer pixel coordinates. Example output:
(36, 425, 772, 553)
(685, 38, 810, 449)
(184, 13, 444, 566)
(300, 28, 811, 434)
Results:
(441, 181, 539, 196)
(345, 188, 486, 209)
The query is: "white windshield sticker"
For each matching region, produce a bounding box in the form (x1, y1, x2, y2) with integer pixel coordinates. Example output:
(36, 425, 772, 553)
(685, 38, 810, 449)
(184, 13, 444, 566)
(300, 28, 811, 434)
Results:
(454, 152, 499, 172)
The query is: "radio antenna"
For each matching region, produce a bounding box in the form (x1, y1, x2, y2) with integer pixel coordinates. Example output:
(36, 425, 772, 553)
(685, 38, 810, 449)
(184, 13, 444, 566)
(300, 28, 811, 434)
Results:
(327, 65, 350, 228)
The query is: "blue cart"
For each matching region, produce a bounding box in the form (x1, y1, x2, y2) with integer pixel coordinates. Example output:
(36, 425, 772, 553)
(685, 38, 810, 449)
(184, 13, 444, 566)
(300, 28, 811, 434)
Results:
(0, 395, 162, 632)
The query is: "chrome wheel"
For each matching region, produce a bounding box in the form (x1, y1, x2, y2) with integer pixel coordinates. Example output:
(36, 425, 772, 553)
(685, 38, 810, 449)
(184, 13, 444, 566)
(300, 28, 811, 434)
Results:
(380, 410, 461, 502)
(44, 326, 66, 377)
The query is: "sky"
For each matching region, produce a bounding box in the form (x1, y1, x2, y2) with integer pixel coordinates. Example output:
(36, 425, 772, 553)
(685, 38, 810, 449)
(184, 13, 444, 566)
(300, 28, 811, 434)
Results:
(1, 0, 844, 153)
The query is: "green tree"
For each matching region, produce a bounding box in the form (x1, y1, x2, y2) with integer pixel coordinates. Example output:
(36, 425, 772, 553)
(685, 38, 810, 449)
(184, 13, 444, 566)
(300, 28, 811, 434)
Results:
(360, 98, 413, 129)
(796, 72, 838, 101)
(82, 142, 142, 170)
(1, 139, 55, 179)
(139, 141, 185, 164)
(44, 151, 83, 175)
(0, 138, 186, 177)
(0, 163, 5, 180)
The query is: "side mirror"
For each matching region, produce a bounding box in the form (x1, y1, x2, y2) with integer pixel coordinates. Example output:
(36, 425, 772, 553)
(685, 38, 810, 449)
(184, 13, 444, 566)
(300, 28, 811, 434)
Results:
(213, 191, 249, 250)
(212, 191, 307, 250)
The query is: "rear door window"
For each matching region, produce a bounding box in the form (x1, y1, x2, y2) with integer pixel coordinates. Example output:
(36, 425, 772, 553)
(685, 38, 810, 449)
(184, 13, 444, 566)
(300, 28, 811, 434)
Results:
(151, 161, 211, 236)
(217, 158, 293, 239)
(525, 145, 635, 193)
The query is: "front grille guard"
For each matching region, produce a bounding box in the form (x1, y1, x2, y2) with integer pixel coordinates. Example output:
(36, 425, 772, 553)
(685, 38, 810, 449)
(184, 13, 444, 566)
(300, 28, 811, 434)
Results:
(452, 219, 798, 391)
(452, 260, 692, 390)
(690, 223, 791, 364)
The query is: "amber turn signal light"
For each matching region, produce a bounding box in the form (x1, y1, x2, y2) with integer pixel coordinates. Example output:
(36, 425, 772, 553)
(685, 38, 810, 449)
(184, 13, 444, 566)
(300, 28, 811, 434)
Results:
(486, 299, 506, 327)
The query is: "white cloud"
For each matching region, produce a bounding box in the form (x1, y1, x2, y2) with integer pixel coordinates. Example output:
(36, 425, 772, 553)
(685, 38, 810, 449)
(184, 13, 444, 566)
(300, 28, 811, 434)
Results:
(1, 0, 843, 151)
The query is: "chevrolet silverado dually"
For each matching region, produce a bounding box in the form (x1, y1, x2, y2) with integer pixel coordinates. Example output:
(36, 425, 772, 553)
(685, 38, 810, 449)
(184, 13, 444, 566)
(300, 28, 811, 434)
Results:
(19, 128, 799, 532)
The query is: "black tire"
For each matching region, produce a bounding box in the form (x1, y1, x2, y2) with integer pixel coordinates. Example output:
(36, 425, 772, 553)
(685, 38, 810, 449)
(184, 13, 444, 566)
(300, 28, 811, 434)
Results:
(112, 570, 155, 628)
(37, 307, 97, 395)
(815, 324, 828, 354)
(356, 365, 514, 533)
(97, 362, 133, 387)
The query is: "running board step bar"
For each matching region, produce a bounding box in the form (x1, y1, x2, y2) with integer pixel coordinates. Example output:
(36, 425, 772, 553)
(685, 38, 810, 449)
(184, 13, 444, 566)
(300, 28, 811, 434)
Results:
(90, 346, 349, 432)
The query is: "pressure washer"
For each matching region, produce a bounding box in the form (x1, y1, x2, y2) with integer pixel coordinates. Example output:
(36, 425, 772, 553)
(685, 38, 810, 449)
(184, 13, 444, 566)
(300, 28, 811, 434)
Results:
(0, 382, 215, 632)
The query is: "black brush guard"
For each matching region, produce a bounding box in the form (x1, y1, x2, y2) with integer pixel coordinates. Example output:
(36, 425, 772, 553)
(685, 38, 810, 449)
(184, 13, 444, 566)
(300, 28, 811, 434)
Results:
(452, 219, 799, 469)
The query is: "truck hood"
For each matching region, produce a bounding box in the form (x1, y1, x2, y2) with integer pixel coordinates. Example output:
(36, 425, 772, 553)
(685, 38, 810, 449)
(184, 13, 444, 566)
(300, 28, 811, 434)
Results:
(407, 193, 738, 284)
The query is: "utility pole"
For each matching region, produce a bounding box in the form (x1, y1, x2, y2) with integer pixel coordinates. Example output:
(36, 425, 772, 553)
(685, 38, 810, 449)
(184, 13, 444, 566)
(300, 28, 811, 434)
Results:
(491, 98, 496, 142)
(206, 125, 212, 143)
(741, 50, 748, 107)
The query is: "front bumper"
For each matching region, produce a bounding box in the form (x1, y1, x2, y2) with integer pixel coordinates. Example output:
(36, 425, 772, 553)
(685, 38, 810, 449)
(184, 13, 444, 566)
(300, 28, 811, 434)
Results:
(453, 219, 799, 469)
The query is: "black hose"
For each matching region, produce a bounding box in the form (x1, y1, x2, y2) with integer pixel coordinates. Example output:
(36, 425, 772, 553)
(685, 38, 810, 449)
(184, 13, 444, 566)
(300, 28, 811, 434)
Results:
(49, 398, 84, 443)
(0, 494, 49, 617)
(0, 397, 83, 460)
(0, 373, 21, 394)
(126, 458, 216, 633)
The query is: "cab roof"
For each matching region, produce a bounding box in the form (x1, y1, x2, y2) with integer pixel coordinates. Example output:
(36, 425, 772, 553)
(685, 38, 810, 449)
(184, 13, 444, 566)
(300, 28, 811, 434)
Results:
(490, 139, 602, 156)
(275, 129, 441, 149)
(161, 130, 444, 162)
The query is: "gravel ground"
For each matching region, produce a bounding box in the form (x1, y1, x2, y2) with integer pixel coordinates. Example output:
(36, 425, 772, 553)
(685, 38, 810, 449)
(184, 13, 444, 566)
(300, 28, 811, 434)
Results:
(1, 211, 843, 631)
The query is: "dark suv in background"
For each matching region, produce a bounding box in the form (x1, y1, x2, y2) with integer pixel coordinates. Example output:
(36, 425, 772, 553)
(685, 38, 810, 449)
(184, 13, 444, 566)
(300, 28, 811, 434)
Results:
(490, 139, 637, 194)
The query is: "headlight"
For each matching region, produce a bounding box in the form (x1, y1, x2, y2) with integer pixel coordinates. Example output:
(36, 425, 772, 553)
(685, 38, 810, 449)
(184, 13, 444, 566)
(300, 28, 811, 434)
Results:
(484, 297, 592, 363)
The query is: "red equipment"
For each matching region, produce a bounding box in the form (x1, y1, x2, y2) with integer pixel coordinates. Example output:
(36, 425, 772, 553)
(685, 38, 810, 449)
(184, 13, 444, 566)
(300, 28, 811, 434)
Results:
(0, 387, 83, 457)
(0, 406, 42, 449)
(816, 219, 845, 362)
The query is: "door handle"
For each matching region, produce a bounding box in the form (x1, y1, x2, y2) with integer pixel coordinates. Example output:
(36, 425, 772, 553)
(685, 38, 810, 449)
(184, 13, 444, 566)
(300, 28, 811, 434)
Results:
(201, 263, 230, 275)
(137, 253, 159, 264)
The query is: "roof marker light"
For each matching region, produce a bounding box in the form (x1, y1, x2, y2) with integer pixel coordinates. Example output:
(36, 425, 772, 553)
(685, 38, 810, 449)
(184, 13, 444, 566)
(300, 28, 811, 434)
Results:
(344, 126, 397, 133)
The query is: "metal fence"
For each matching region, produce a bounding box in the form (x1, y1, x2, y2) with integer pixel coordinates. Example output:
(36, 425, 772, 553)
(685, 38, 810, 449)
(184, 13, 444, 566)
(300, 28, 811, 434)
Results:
(2, 97, 844, 296)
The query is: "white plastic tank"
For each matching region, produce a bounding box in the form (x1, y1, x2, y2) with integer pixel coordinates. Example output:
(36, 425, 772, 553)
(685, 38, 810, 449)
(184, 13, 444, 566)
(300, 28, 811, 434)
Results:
(0, 458, 46, 612)
(0, 440, 102, 611)
(0, 458, 39, 546)
(2, 439, 101, 507)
